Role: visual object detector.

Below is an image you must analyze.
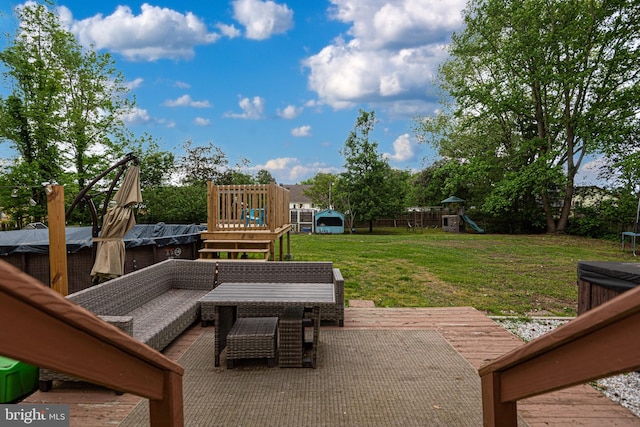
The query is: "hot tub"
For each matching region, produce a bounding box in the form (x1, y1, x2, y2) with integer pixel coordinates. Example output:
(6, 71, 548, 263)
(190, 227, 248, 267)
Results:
(577, 261, 640, 314)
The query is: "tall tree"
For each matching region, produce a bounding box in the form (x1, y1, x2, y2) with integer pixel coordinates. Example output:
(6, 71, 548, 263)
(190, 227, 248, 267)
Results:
(0, 2, 136, 210)
(177, 140, 229, 186)
(130, 136, 175, 188)
(256, 169, 275, 184)
(417, 0, 640, 233)
(301, 172, 338, 208)
(341, 110, 404, 232)
(0, 4, 67, 213)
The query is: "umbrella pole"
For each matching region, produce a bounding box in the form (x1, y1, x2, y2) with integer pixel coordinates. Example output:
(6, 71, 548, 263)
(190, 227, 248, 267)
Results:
(47, 185, 69, 296)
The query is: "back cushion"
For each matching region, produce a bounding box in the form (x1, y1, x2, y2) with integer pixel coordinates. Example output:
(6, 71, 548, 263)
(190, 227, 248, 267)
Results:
(171, 259, 217, 290)
(217, 261, 333, 284)
(69, 261, 174, 315)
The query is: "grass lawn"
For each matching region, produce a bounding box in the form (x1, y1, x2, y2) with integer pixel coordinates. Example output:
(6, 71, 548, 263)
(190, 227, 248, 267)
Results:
(287, 227, 633, 317)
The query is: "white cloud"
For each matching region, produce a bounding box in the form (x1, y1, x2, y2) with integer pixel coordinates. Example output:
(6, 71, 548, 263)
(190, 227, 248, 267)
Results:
(120, 107, 152, 125)
(194, 117, 211, 126)
(576, 157, 613, 187)
(120, 107, 177, 128)
(232, 0, 294, 40)
(163, 94, 211, 108)
(217, 23, 241, 38)
(174, 81, 191, 89)
(291, 125, 312, 137)
(304, 0, 466, 110)
(157, 118, 176, 128)
(224, 96, 265, 119)
(253, 157, 341, 183)
(61, 4, 219, 61)
(277, 105, 303, 119)
(383, 133, 418, 162)
(125, 77, 144, 90)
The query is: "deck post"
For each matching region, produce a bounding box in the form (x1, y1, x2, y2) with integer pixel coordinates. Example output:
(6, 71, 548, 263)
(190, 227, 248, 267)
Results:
(47, 184, 68, 296)
(149, 370, 184, 427)
(268, 181, 276, 232)
(481, 371, 517, 427)
(207, 181, 216, 231)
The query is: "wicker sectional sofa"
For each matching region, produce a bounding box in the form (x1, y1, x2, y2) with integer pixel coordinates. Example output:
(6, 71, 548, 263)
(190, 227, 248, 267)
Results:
(209, 261, 345, 326)
(39, 259, 217, 391)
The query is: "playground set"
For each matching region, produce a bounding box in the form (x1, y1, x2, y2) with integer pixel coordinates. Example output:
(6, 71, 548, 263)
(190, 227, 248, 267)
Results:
(440, 196, 484, 234)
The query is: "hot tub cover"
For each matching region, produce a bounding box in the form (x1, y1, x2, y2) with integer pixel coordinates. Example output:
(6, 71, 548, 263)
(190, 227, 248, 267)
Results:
(577, 261, 640, 292)
(0, 223, 205, 256)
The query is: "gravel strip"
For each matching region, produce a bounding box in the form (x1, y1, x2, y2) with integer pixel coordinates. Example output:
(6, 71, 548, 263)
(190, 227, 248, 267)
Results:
(493, 317, 640, 417)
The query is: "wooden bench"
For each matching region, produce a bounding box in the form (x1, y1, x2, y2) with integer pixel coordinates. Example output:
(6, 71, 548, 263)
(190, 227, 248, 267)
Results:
(226, 317, 278, 369)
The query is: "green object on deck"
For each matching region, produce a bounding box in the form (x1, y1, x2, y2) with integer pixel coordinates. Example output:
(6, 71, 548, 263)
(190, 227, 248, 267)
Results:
(0, 355, 39, 403)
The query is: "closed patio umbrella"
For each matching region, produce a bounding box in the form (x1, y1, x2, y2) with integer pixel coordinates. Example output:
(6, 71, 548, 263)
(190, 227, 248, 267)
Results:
(90, 165, 142, 283)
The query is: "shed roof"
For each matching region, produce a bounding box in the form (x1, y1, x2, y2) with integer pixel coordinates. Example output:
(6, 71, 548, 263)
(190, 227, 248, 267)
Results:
(316, 209, 344, 218)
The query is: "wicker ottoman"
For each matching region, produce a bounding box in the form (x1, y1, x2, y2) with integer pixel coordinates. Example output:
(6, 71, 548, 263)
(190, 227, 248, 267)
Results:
(226, 317, 278, 369)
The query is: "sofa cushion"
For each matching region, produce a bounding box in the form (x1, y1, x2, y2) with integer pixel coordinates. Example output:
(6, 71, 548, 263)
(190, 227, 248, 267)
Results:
(127, 288, 210, 351)
(69, 261, 174, 315)
(217, 261, 333, 284)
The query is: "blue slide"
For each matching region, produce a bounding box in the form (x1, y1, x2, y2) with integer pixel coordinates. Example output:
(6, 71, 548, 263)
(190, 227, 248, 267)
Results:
(461, 215, 485, 234)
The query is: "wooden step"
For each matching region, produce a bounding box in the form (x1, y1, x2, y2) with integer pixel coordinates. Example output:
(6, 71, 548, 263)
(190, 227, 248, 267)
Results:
(199, 238, 272, 261)
(203, 240, 271, 244)
(199, 248, 269, 254)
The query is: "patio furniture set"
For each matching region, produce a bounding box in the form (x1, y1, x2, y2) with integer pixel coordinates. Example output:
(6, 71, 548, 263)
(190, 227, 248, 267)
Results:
(201, 261, 343, 368)
(38, 259, 344, 389)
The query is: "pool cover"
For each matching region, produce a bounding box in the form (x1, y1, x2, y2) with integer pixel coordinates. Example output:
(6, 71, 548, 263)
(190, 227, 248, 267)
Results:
(0, 223, 205, 256)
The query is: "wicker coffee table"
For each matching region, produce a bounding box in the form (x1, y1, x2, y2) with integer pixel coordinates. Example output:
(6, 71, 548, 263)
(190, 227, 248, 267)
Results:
(199, 282, 335, 367)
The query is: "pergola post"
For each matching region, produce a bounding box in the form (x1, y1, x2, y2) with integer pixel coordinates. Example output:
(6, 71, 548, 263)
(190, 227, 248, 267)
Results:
(47, 184, 68, 296)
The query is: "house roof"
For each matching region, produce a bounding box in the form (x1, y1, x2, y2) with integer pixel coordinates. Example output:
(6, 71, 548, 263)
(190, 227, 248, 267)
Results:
(283, 184, 313, 204)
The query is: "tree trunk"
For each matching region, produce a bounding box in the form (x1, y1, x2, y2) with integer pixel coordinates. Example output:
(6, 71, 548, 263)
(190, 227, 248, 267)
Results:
(541, 193, 557, 233)
(555, 181, 575, 233)
(369, 219, 373, 233)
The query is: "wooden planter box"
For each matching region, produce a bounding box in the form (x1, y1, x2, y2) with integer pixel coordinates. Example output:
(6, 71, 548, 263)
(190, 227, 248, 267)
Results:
(577, 261, 640, 315)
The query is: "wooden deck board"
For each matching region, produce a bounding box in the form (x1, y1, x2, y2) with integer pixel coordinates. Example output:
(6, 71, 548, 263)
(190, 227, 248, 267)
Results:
(21, 307, 639, 426)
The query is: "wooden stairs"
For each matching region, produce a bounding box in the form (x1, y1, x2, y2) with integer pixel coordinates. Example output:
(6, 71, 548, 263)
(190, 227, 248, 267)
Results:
(198, 239, 271, 261)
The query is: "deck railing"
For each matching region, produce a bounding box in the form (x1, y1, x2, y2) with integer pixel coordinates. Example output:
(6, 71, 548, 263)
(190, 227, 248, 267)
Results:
(0, 260, 184, 427)
(206, 182, 290, 232)
(479, 282, 640, 426)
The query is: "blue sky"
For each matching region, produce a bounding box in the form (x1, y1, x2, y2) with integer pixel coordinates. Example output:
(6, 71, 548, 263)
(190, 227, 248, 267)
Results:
(0, 0, 603, 185)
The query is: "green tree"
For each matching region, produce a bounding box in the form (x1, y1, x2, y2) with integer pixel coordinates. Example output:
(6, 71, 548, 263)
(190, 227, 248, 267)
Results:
(130, 136, 175, 188)
(139, 185, 207, 224)
(341, 110, 404, 232)
(302, 173, 338, 208)
(0, 4, 67, 215)
(0, 3, 135, 193)
(256, 169, 275, 184)
(417, 0, 640, 233)
(178, 140, 230, 186)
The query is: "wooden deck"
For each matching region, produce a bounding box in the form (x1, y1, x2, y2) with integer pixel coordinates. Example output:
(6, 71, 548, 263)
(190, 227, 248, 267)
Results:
(21, 307, 640, 426)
